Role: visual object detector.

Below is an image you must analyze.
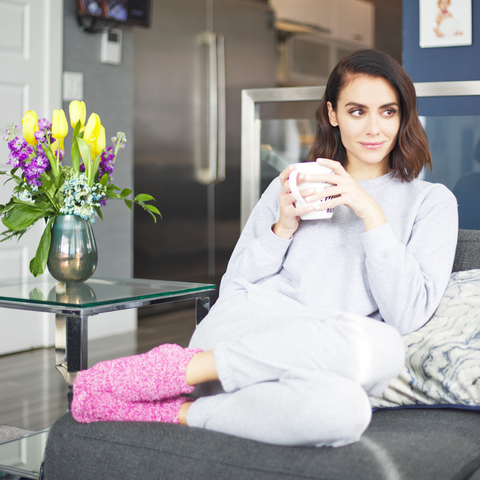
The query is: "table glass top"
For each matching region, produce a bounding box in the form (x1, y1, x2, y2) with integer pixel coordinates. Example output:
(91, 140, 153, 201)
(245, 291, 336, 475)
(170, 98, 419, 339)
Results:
(0, 276, 216, 309)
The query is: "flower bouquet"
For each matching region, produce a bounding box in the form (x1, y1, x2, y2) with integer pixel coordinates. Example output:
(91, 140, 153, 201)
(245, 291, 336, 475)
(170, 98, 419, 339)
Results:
(0, 101, 160, 278)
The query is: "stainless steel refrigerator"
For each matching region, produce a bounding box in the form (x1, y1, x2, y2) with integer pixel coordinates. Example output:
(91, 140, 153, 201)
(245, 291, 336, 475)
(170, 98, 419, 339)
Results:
(133, 0, 276, 286)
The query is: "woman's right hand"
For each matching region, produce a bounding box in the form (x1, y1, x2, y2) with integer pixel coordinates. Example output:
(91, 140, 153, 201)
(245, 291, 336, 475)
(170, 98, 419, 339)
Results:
(272, 165, 316, 239)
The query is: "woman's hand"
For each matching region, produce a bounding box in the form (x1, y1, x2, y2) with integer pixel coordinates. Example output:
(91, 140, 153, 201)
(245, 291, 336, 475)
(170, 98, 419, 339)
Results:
(305, 158, 387, 232)
(272, 164, 317, 239)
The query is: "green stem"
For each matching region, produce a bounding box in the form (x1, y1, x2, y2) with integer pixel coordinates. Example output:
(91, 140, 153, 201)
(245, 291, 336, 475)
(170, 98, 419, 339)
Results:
(41, 144, 59, 178)
(89, 154, 101, 187)
(44, 188, 60, 215)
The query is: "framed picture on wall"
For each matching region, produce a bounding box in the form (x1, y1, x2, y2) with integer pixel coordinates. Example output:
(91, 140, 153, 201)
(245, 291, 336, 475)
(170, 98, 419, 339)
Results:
(419, 0, 472, 48)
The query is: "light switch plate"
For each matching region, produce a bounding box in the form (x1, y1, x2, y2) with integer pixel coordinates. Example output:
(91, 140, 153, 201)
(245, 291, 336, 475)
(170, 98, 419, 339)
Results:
(63, 72, 84, 101)
(101, 29, 122, 65)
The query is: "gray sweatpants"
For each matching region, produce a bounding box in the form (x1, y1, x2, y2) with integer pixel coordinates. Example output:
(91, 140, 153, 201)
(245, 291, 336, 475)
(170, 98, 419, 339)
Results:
(187, 289, 404, 447)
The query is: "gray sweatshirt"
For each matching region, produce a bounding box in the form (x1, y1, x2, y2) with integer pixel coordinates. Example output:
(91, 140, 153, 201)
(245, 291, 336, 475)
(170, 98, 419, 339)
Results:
(219, 173, 459, 335)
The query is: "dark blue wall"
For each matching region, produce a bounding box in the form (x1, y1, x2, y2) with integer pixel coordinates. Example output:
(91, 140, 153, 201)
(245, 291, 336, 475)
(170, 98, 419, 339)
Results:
(403, 0, 480, 116)
(403, 0, 478, 82)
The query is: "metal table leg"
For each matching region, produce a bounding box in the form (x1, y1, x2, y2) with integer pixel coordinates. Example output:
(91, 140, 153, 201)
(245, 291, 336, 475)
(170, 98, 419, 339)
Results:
(55, 314, 89, 409)
(195, 291, 215, 325)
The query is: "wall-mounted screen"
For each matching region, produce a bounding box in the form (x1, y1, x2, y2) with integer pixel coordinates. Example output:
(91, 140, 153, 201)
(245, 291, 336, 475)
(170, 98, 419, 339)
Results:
(77, 0, 151, 27)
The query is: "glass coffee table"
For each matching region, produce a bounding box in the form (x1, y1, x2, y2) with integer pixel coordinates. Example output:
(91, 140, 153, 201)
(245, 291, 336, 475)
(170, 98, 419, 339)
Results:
(0, 276, 216, 479)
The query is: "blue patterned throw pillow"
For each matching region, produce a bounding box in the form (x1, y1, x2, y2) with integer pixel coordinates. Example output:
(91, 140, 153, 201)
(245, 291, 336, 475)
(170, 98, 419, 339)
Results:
(371, 269, 480, 410)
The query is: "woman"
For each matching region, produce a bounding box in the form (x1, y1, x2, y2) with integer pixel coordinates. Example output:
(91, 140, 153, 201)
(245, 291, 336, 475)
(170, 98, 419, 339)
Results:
(72, 50, 458, 448)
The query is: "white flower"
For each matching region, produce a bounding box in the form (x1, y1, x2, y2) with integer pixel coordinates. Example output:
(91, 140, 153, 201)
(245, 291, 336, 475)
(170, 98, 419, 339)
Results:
(17, 188, 35, 204)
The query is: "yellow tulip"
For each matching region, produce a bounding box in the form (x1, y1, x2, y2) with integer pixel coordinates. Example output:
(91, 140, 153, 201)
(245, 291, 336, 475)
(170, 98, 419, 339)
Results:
(83, 113, 101, 145)
(52, 109, 69, 151)
(21, 111, 39, 146)
(69, 100, 86, 129)
(92, 125, 106, 158)
(22, 110, 38, 123)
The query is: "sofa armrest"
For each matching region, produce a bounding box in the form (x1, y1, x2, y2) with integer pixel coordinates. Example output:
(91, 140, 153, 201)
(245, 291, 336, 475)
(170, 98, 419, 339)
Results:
(453, 230, 480, 272)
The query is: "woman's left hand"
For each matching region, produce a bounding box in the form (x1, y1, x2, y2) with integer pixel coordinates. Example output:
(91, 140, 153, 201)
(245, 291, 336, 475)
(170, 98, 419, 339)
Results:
(306, 158, 387, 231)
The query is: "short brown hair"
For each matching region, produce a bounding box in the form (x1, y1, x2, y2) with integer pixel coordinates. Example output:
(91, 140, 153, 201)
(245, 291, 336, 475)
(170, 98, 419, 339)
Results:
(309, 49, 432, 182)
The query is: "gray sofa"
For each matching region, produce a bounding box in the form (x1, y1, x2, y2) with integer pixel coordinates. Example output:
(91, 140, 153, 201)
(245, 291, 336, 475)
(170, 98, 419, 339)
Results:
(43, 230, 480, 480)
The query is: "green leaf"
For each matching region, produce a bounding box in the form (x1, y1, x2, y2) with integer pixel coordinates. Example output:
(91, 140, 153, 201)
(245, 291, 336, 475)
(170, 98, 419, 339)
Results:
(2, 204, 46, 231)
(71, 137, 80, 171)
(12, 175, 23, 186)
(145, 204, 162, 217)
(100, 174, 109, 187)
(134, 193, 155, 202)
(124, 199, 132, 210)
(29, 216, 54, 277)
(73, 120, 82, 137)
(105, 191, 121, 199)
(0, 201, 17, 216)
(94, 206, 104, 221)
(39, 173, 54, 191)
(120, 188, 132, 198)
(0, 228, 27, 243)
(107, 184, 121, 191)
(147, 209, 158, 223)
(76, 137, 91, 172)
(29, 287, 46, 301)
(40, 144, 59, 177)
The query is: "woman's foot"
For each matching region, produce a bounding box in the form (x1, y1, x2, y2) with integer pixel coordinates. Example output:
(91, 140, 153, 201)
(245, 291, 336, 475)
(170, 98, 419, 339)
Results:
(72, 390, 192, 424)
(74, 344, 203, 403)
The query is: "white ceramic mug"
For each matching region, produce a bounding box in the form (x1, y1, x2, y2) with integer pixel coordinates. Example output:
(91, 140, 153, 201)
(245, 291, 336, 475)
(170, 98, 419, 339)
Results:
(288, 162, 334, 220)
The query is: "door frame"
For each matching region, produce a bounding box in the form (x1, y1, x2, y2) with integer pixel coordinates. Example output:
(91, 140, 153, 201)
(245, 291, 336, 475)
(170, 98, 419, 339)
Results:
(40, 0, 63, 347)
(44, 0, 63, 118)
(0, 0, 63, 353)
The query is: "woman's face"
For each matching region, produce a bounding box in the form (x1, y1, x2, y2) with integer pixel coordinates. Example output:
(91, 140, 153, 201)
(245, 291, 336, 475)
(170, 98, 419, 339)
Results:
(327, 75, 401, 179)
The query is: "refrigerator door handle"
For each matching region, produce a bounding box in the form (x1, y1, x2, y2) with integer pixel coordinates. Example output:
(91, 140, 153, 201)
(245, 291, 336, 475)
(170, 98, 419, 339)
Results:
(194, 31, 225, 185)
(216, 34, 226, 183)
(195, 31, 218, 185)
(207, 31, 219, 184)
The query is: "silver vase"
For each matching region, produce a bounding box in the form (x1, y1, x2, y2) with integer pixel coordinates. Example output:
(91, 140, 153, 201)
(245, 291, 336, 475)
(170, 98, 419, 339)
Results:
(47, 215, 98, 283)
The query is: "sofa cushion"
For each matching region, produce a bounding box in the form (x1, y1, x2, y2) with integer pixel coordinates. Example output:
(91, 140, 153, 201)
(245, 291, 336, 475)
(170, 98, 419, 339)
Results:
(371, 269, 480, 409)
(43, 409, 480, 480)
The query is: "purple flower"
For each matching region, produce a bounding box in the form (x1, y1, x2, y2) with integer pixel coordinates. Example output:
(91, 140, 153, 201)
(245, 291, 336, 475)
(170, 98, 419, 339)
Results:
(6, 137, 33, 169)
(98, 146, 115, 179)
(8, 152, 23, 168)
(80, 147, 116, 180)
(34, 129, 47, 143)
(36, 153, 51, 171)
(34, 118, 53, 146)
(23, 156, 50, 187)
(8, 137, 28, 153)
(38, 118, 52, 130)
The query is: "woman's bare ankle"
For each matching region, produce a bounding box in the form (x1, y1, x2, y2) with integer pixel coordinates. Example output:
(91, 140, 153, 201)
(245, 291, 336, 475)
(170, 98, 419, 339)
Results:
(185, 351, 218, 386)
(178, 401, 193, 425)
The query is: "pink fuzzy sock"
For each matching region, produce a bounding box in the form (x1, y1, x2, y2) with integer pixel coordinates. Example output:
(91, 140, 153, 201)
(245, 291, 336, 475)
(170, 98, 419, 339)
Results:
(74, 343, 202, 403)
(71, 389, 190, 424)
